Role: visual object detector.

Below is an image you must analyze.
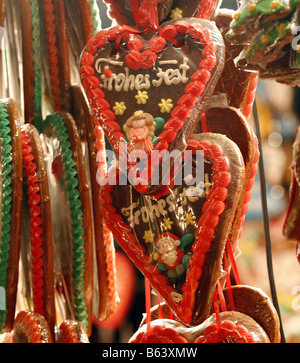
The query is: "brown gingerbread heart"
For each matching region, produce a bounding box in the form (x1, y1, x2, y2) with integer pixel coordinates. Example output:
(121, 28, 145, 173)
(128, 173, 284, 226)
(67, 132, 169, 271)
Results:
(100, 133, 245, 325)
(129, 311, 271, 343)
(81, 17, 225, 194)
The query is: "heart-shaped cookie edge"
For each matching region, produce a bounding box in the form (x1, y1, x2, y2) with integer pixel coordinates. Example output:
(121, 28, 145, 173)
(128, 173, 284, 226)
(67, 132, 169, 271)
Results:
(100, 137, 237, 325)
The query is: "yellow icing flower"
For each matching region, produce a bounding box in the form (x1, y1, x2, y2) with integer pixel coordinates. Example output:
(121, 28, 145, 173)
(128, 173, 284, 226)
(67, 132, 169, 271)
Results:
(248, 4, 257, 13)
(271, 0, 280, 9)
(162, 218, 174, 231)
(247, 44, 253, 52)
(159, 99, 174, 114)
(278, 23, 286, 33)
(262, 34, 269, 43)
(170, 7, 183, 20)
(143, 230, 155, 244)
(184, 212, 196, 226)
(113, 101, 126, 115)
(234, 12, 241, 21)
(135, 90, 149, 105)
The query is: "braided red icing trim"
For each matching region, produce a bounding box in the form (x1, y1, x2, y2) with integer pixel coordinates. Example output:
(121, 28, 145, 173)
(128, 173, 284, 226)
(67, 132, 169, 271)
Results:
(102, 0, 129, 26)
(13, 311, 53, 343)
(43, 0, 62, 111)
(244, 72, 258, 121)
(130, 324, 188, 343)
(100, 139, 231, 325)
(21, 130, 45, 317)
(196, 0, 216, 20)
(233, 137, 259, 252)
(195, 319, 257, 343)
(81, 21, 219, 155)
(58, 320, 89, 343)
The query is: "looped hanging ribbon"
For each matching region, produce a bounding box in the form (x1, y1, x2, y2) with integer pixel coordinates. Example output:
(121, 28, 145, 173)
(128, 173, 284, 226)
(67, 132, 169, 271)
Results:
(115, 0, 185, 52)
(130, 0, 160, 31)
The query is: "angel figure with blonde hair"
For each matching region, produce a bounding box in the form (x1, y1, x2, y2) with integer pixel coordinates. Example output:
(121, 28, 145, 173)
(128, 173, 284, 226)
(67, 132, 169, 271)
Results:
(124, 111, 156, 155)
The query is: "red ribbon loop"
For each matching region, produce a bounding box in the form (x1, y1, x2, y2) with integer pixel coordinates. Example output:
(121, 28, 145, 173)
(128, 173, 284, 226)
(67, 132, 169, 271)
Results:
(130, 0, 159, 30)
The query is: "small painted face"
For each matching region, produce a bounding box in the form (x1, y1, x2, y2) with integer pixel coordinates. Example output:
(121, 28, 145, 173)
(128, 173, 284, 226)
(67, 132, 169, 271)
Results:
(132, 118, 146, 128)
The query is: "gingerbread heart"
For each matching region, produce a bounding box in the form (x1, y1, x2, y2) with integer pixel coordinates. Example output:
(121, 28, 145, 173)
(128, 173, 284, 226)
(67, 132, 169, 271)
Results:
(129, 311, 271, 343)
(81, 17, 225, 194)
(131, 285, 280, 343)
(100, 133, 245, 325)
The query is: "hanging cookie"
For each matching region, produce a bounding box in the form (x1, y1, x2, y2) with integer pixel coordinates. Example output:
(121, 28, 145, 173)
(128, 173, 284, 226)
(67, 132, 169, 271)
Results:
(197, 107, 259, 254)
(0, 99, 22, 333)
(81, 17, 225, 194)
(42, 112, 94, 336)
(0, 0, 6, 27)
(100, 133, 245, 325)
(284, 127, 300, 241)
(57, 320, 90, 343)
(13, 311, 53, 343)
(212, 9, 258, 119)
(226, 0, 292, 45)
(41, 0, 71, 113)
(20, 123, 56, 341)
(19, 0, 43, 131)
(221, 285, 281, 343)
(71, 85, 119, 322)
(129, 311, 271, 343)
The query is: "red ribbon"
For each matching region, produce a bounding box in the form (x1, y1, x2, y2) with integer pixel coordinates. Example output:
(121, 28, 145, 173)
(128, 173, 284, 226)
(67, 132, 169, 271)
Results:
(130, 0, 159, 30)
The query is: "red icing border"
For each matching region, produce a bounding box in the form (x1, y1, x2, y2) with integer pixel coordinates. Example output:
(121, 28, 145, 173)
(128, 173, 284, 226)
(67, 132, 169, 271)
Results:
(13, 311, 53, 343)
(43, 0, 62, 111)
(195, 319, 257, 343)
(80, 21, 219, 162)
(100, 139, 231, 325)
(21, 130, 45, 317)
(196, 0, 216, 20)
(130, 324, 188, 343)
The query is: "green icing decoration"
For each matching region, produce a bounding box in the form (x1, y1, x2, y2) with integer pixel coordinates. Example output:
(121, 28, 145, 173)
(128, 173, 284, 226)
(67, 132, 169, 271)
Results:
(30, 0, 43, 133)
(0, 102, 13, 332)
(154, 117, 166, 132)
(158, 263, 168, 272)
(180, 233, 194, 251)
(231, 0, 289, 29)
(89, 0, 101, 35)
(43, 113, 88, 330)
(152, 135, 159, 145)
(245, 19, 291, 60)
(181, 254, 190, 269)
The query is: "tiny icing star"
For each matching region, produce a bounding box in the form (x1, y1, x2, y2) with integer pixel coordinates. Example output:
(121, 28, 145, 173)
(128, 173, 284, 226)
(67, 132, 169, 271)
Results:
(113, 101, 126, 115)
(170, 7, 183, 20)
(184, 212, 196, 226)
(143, 230, 155, 244)
(159, 99, 174, 114)
(135, 90, 149, 105)
(162, 218, 174, 231)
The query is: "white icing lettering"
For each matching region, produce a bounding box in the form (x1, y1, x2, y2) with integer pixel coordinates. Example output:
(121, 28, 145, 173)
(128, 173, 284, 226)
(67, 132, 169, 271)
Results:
(99, 58, 190, 92)
(121, 173, 211, 228)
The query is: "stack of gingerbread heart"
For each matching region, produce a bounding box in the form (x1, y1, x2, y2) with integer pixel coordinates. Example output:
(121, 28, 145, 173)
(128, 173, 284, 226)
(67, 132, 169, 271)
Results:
(80, 0, 281, 343)
(226, 0, 300, 86)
